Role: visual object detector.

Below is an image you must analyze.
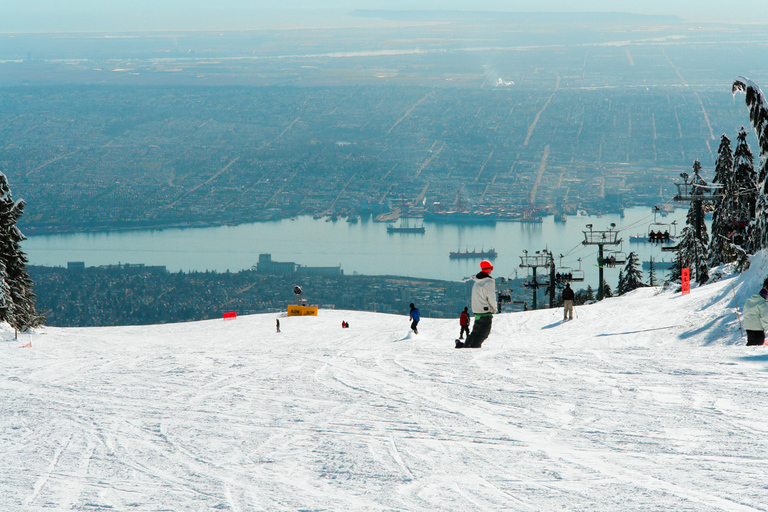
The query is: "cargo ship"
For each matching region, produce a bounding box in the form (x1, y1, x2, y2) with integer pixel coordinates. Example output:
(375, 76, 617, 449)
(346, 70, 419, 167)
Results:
(449, 248, 498, 259)
(386, 217, 425, 234)
(387, 224, 426, 234)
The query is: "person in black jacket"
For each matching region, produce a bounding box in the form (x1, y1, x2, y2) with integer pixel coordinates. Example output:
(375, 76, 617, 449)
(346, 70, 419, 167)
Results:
(562, 283, 575, 321)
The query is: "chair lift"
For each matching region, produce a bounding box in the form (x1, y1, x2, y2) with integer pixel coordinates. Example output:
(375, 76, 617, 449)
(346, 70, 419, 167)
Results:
(555, 256, 585, 283)
(555, 254, 574, 284)
(603, 250, 627, 267)
(571, 258, 585, 282)
(604, 242, 628, 266)
(661, 221, 681, 252)
(647, 207, 676, 244)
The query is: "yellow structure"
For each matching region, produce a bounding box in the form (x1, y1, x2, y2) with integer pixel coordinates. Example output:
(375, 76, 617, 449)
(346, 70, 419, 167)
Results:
(287, 305, 318, 317)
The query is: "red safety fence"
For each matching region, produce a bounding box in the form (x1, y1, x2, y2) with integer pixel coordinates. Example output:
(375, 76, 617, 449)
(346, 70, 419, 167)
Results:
(223, 311, 237, 320)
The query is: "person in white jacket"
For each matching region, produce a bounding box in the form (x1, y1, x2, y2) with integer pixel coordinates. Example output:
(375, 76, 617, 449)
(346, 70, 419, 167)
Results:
(456, 260, 497, 349)
(743, 287, 768, 346)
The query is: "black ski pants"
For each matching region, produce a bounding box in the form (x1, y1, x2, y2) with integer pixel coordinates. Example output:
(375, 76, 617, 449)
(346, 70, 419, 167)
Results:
(746, 330, 765, 346)
(464, 315, 492, 348)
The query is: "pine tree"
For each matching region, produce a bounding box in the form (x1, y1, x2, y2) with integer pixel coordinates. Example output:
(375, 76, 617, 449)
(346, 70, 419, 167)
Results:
(732, 78, 768, 252)
(617, 252, 645, 295)
(647, 256, 656, 286)
(0, 173, 42, 331)
(732, 128, 758, 250)
(708, 134, 734, 267)
(676, 161, 710, 285)
(601, 280, 613, 298)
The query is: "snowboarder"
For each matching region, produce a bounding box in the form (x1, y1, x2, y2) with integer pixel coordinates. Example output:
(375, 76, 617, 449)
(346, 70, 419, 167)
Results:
(456, 260, 497, 349)
(459, 307, 470, 340)
(409, 303, 420, 334)
(743, 287, 768, 346)
(562, 283, 575, 321)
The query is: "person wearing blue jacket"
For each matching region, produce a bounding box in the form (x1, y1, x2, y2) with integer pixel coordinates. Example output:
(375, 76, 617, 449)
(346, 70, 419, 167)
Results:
(409, 303, 420, 334)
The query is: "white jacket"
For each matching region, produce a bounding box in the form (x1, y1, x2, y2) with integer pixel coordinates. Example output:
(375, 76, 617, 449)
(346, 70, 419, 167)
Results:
(471, 272, 497, 315)
(743, 293, 768, 332)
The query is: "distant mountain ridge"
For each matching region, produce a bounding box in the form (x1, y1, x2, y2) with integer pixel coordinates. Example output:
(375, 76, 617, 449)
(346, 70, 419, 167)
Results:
(348, 10, 683, 25)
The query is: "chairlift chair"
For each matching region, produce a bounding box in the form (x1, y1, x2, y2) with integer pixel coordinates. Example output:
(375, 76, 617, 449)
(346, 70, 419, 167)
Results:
(605, 250, 627, 266)
(555, 256, 585, 282)
(647, 207, 676, 244)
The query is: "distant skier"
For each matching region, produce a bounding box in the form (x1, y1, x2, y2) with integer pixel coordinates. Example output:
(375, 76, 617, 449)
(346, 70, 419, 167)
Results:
(276, 318, 280, 333)
(409, 303, 420, 334)
(562, 283, 575, 321)
(743, 287, 768, 346)
(459, 307, 470, 340)
(456, 260, 497, 349)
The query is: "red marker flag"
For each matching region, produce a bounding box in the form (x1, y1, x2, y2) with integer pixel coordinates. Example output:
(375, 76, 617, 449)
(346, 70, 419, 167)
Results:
(223, 311, 237, 320)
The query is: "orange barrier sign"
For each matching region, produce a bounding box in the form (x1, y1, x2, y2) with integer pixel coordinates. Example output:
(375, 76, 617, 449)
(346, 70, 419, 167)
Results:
(681, 268, 690, 295)
(287, 305, 318, 317)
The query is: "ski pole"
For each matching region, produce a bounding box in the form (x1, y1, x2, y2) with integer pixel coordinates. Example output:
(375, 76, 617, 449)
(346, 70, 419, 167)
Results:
(731, 282, 745, 337)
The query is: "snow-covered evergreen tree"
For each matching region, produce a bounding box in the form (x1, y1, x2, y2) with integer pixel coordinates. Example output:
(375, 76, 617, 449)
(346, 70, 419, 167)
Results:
(0, 173, 42, 331)
(676, 161, 710, 285)
(576, 285, 595, 304)
(732, 128, 758, 246)
(708, 135, 734, 267)
(617, 252, 645, 295)
(601, 280, 613, 299)
(647, 256, 656, 287)
(732, 77, 768, 252)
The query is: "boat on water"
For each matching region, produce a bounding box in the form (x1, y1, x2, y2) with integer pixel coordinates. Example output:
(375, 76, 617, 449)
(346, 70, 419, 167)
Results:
(387, 217, 425, 234)
(449, 248, 498, 259)
(642, 259, 675, 270)
(424, 211, 497, 224)
(387, 224, 425, 234)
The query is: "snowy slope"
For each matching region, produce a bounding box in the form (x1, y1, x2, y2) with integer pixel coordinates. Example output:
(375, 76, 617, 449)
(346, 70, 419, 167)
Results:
(3, 253, 768, 511)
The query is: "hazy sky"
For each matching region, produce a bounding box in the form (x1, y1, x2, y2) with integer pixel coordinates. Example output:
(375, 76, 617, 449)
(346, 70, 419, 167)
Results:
(3, 0, 768, 32)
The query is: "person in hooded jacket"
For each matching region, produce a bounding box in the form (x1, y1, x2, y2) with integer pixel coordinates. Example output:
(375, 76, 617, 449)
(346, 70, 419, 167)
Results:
(456, 260, 497, 348)
(409, 303, 420, 334)
(743, 286, 768, 346)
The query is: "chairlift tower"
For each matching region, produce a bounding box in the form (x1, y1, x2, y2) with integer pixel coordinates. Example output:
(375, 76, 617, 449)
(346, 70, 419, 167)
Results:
(519, 249, 555, 309)
(582, 223, 622, 301)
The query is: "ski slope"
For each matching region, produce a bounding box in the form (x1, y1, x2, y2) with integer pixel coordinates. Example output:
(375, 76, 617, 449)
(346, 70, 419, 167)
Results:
(3, 252, 768, 511)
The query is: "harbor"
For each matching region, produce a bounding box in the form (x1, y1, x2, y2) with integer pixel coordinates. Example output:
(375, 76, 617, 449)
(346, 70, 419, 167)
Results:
(22, 206, 700, 289)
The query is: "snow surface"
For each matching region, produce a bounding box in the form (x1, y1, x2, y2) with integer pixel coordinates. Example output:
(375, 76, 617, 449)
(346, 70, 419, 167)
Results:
(4, 253, 768, 511)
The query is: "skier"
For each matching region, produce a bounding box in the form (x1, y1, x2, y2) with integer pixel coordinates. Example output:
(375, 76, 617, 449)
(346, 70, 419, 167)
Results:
(562, 282, 575, 321)
(743, 287, 768, 346)
(276, 319, 280, 333)
(458, 307, 470, 340)
(456, 260, 497, 349)
(409, 303, 420, 334)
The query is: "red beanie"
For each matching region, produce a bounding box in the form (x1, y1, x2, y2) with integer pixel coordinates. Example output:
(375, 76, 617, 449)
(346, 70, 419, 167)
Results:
(480, 260, 493, 271)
